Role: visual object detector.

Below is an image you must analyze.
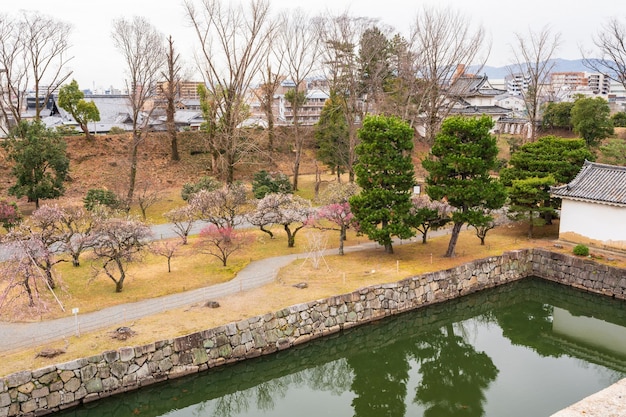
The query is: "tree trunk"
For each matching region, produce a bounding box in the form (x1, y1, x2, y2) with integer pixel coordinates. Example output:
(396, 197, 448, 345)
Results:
(260, 225, 274, 239)
(45, 267, 56, 290)
(528, 209, 534, 239)
(338, 226, 346, 255)
(285, 225, 295, 248)
(127, 133, 140, 203)
(445, 221, 464, 258)
(80, 123, 93, 141)
(292, 121, 302, 191)
(384, 241, 394, 254)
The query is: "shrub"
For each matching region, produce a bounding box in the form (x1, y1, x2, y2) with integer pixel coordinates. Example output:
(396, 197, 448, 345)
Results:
(252, 170, 292, 199)
(181, 176, 222, 201)
(0, 200, 22, 230)
(84, 188, 121, 211)
(108, 126, 126, 135)
(573, 244, 589, 257)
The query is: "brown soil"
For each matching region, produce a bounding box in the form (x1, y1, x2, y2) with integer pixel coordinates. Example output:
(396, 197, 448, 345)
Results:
(0, 130, 320, 213)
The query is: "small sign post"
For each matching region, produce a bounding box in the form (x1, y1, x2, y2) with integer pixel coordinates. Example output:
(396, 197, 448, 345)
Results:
(72, 308, 80, 337)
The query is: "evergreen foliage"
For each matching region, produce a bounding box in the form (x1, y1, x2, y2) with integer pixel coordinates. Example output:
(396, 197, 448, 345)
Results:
(3, 121, 70, 208)
(422, 116, 506, 257)
(349, 115, 415, 254)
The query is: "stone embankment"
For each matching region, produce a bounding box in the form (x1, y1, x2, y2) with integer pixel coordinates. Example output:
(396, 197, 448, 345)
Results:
(1, 248, 625, 416)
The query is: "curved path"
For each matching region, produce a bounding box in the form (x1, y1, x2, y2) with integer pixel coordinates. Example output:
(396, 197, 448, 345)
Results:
(0, 231, 438, 353)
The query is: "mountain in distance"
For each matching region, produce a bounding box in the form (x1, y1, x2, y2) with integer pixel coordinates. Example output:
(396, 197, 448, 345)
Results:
(470, 58, 612, 79)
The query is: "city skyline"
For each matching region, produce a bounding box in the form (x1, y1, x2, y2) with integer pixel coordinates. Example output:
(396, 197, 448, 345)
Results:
(4, 0, 625, 90)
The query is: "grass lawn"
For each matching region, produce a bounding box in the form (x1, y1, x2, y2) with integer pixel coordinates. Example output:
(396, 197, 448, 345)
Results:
(2, 220, 608, 377)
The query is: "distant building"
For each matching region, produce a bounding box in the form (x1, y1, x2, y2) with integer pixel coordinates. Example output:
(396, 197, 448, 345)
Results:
(505, 73, 531, 96)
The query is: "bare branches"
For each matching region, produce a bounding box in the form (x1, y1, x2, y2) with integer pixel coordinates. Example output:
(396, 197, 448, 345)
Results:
(0, 11, 72, 132)
(508, 25, 561, 141)
(185, 0, 276, 183)
(21, 11, 74, 119)
(111, 16, 165, 202)
(585, 18, 626, 91)
(409, 6, 487, 143)
(276, 8, 322, 190)
(160, 35, 182, 161)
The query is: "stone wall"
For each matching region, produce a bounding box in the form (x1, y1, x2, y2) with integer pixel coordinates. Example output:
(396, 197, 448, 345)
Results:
(1, 248, 624, 416)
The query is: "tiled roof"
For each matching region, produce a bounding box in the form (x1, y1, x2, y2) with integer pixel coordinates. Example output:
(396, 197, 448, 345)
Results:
(551, 160, 626, 206)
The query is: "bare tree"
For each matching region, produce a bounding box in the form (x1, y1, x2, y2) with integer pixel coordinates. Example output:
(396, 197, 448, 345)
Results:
(0, 14, 28, 133)
(150, 239, 182, 272)
(111, 16, 165, 202)
(160, 35, 182, 161)
(409, 6, 487, 144)
(508, 25, 561, 141)
(277, 9, 322, 190)
(584, 18, 626, 92)
(254, 64, 283, 152)
(185, 0, 276, 183)
(90, 217, 153, 293)
(135, 179, 161, 221)
(21, 11, 73, 120)
(318, 13, 379, 182)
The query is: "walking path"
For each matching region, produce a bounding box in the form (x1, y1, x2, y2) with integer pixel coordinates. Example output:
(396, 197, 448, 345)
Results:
(0, 232, 441, 353)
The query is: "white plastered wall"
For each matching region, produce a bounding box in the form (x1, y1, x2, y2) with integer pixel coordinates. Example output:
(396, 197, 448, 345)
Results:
(559, 199, 626, 245)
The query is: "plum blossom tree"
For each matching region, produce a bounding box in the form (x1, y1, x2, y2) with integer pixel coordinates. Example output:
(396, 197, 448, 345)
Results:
(150, 240, 182, 272)
(164, 205, 197, 245)
(56, 205, 98, 267)
(410, 195, 453, 244)
(0, 200, 22, 231)
(195, 225, 250, 267)
(90, 218, 153, 293)
(315, 203, 355, 255)
(0, 249, 54, 315)
(249, 193, 313, 247)
(189, 183, 248, 229)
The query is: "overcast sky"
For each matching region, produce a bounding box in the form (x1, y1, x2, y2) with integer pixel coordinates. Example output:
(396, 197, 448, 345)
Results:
(4, 0, 624, 91)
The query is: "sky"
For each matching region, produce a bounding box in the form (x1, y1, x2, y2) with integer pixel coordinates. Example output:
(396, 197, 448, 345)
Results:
(4, 0, 624, 91)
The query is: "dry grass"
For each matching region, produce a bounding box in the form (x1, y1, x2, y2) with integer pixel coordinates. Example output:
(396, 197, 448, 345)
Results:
(2, 220, 603, 377)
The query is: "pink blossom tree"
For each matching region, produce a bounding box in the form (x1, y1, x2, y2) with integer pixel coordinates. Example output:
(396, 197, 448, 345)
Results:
(315, 202, 356, 255)
(0, 200, 22, 230)
(195, 225, 250, 267)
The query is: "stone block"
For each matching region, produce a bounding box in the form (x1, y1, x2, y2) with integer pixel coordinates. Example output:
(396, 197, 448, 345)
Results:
(45, 392, 61, 409)
(80, 364, 98, 381)
(31, 386, 49, 399)
(5, 372, 31, 389)
(63, 377, 81, 393)
(59, 370, 75, 383)
(119, 347, 135, 362)
(0, 392, 10, 408)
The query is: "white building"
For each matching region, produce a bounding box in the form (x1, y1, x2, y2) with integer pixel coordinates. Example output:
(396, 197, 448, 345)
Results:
(551, 161, 626, 251)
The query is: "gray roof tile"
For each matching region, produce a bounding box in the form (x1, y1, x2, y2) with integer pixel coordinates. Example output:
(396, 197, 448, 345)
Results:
(551, 160, 626, 206)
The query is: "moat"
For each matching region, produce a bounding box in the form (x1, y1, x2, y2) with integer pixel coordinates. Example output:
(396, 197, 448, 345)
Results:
(54, 277, 626, 417)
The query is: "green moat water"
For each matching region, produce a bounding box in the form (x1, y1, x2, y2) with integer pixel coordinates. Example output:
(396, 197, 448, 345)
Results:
(57, 278, 626, 417)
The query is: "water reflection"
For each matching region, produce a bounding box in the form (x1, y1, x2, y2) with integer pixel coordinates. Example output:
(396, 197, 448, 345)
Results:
(59, 278, 626, 417)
